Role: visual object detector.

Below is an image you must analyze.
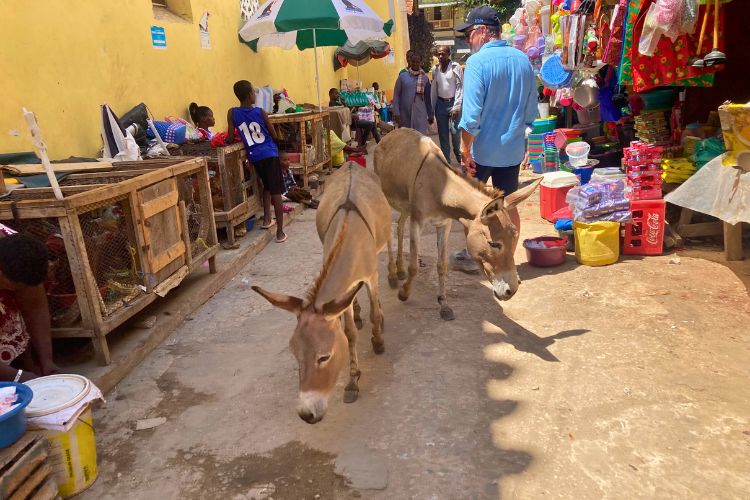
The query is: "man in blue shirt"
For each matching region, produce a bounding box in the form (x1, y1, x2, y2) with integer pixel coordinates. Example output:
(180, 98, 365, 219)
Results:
(452, 6, 537, 270)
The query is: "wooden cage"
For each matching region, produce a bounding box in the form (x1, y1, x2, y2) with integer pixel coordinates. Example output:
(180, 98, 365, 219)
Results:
(0, 158, 218, 364)
(268, 110, 332, 188)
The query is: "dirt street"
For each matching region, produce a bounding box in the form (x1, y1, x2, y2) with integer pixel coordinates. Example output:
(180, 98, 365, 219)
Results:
(81, 179, 750, 499)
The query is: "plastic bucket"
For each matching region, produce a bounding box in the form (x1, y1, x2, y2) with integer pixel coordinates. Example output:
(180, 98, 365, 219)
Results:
(566, 142, 591, 167)
(0, 382, 33, 448)
(43, 405, 98, 498)
(574, 221, 620, 266)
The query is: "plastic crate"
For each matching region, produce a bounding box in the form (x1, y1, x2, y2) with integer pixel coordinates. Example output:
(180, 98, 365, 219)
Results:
(622, 200, 665, 255)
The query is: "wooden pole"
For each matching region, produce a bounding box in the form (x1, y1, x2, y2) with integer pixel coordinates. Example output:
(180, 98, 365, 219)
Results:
(22, 108, 64, 201)
(696, 0, 711, 55)
(712, 0, 720, 49)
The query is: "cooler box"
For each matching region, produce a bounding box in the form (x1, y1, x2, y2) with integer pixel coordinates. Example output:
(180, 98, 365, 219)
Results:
(622, 199, 666, 255)
(540, 171, 579, 222)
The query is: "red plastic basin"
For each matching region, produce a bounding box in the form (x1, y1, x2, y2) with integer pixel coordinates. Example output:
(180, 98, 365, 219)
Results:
(523, 236, 568, 267)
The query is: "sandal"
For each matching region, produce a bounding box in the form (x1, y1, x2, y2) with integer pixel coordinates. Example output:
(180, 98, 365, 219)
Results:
(276, 233, 288, 243)
(260, 220, 276, 230)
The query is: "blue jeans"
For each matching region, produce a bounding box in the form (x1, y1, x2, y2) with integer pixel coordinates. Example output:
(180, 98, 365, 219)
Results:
(435, 98, 460, 163)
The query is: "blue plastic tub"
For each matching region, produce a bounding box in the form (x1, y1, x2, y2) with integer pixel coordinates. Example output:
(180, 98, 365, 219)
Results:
(530, 159, 543, 174)
(0, 382, 33, 448)
(245, 216, 256, 232)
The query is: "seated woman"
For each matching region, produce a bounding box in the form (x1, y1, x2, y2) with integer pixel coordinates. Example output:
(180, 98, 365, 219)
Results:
(0, 232, 58, 382)
(352, 97, 381, 147)
(189, 102, 215, 140)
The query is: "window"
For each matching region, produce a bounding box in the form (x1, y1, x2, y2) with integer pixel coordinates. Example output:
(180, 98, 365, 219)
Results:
(152, 0, 193, 22)
(433, 7, 442, 21)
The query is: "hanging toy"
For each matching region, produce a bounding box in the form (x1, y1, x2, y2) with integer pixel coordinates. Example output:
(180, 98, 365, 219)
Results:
(584, 24, 599, 66)
(502, 23, 513, 42)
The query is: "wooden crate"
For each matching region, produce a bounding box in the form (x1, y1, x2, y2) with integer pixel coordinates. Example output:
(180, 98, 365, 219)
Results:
(0, 433, 58, 500)
(0, 158, 218, 364)
(171, 143, 262, 248)
(268, 110, 332, 188)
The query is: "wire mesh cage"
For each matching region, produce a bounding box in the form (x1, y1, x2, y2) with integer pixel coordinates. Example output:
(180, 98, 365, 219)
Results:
(0, 157, 218, 364)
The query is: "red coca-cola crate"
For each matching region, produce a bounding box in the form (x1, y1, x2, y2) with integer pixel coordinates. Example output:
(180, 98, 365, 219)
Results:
(622, 199, 666, 255)
(628, 182, 663, 200)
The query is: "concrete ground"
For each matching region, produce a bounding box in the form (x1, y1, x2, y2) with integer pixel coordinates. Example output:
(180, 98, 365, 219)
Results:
(81, 167, 750, 500)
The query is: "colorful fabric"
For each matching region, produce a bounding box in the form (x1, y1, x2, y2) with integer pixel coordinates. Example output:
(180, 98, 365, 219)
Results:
(282, 168, 297, 194)
(410, 69, 427, 96)
(620, 0, 720, 91)
(0, 290, 28, 365)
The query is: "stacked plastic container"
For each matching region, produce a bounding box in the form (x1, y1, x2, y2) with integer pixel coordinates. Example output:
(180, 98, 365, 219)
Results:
(622, 141, 665, 255)
(543, 134, 559, 172)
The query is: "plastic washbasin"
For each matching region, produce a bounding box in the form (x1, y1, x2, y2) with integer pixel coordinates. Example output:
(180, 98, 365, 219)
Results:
(523, 236, 568, 267)
(0, 382, 34, 448)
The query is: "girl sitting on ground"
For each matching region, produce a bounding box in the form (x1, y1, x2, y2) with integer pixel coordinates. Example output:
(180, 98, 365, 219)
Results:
(189, 102, 216, 141)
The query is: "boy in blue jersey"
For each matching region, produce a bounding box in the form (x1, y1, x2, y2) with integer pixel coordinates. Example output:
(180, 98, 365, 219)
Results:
(227, 80, 287, 243)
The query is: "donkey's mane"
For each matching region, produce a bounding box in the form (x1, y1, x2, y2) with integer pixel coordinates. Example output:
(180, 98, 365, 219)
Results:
(434, 152, 504, 199)
(306, 216, 350, 304)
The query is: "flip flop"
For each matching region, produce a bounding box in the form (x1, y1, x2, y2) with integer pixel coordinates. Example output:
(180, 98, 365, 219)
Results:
(276, 233, 288, 243)
(260, 220, 276, 230)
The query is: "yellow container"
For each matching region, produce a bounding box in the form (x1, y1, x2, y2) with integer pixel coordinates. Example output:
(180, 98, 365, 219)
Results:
(574, 221, 620, 266)
(45, 405, 99, 498)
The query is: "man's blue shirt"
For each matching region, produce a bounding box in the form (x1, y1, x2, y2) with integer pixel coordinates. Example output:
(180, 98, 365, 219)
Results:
(459, 40, 538, 167)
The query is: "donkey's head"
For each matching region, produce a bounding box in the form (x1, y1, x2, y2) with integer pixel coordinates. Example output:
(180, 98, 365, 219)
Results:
(463, 179, 541, 301)
(252, 282, 363, 424)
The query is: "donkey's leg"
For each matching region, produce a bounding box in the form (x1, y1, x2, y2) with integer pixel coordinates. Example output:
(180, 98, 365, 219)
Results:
(366, 279, 385, 354)
(353, 297, 363, 329)
(387, 232, 398, 289)
(399, 218, 421, 302)
(436, 221, 455, 321)
(396, 213, 408, 281)
(342, 305, 361, 403)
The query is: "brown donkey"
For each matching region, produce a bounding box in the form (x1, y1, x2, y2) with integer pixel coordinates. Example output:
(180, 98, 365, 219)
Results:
(374, 128, 541, 320)
(253, 164, 392, 424)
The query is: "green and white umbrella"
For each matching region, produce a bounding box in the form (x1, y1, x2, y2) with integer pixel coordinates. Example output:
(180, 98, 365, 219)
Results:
(239, 0, 393, 109)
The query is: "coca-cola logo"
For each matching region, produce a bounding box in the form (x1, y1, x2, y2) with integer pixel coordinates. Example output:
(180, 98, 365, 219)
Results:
(646, 213, 660, 245)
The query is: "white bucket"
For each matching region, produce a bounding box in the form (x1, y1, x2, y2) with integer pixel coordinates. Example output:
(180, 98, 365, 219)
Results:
(538, 102, 550, 119)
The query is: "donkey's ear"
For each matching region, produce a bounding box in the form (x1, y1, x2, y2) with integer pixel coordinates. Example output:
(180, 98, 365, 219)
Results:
(252, 286, 303, 314)
(480, 195, 505, 221)
(320, 281, 364, 317)
(504, 178, 542, 211)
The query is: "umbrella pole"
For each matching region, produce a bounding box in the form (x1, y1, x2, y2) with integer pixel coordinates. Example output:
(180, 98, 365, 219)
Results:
(314, 29, 322, 112)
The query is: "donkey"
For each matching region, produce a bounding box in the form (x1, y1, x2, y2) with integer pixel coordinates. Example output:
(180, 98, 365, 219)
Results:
(252, 164, 393, 424)
(374, 128, 541, 320)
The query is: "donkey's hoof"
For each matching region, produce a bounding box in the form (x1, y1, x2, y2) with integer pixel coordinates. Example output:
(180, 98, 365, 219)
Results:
(371, 337, 385, 354)
(398, 289, 409, 302)
(397, 271, 407, 281)
(440, 306, 455, 321)
(388, 275, 399, 289)
(343, 386, 359, 404)
(355, 318, 364, 329)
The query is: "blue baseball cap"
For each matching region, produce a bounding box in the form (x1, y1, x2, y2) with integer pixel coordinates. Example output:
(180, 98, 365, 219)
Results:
(455, 6, 500, 32)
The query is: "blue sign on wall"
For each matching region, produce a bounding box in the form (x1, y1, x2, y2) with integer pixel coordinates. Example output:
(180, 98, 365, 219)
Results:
(151, 26, 167, 49)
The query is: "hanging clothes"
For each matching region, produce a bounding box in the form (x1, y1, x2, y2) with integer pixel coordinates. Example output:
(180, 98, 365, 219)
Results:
(619, 0, 722, 91)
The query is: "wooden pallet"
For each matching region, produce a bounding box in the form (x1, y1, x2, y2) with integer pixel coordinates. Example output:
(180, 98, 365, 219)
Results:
(0, 433, 59, 500)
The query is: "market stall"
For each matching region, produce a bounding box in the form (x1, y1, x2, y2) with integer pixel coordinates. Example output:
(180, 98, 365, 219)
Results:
(508, 0, 745, 267)
(0, 157, 218, 364)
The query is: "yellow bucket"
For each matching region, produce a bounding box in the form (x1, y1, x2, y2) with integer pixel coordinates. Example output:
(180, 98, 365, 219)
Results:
(574, 221, 620, 266)
(44, 405, 99, 498)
